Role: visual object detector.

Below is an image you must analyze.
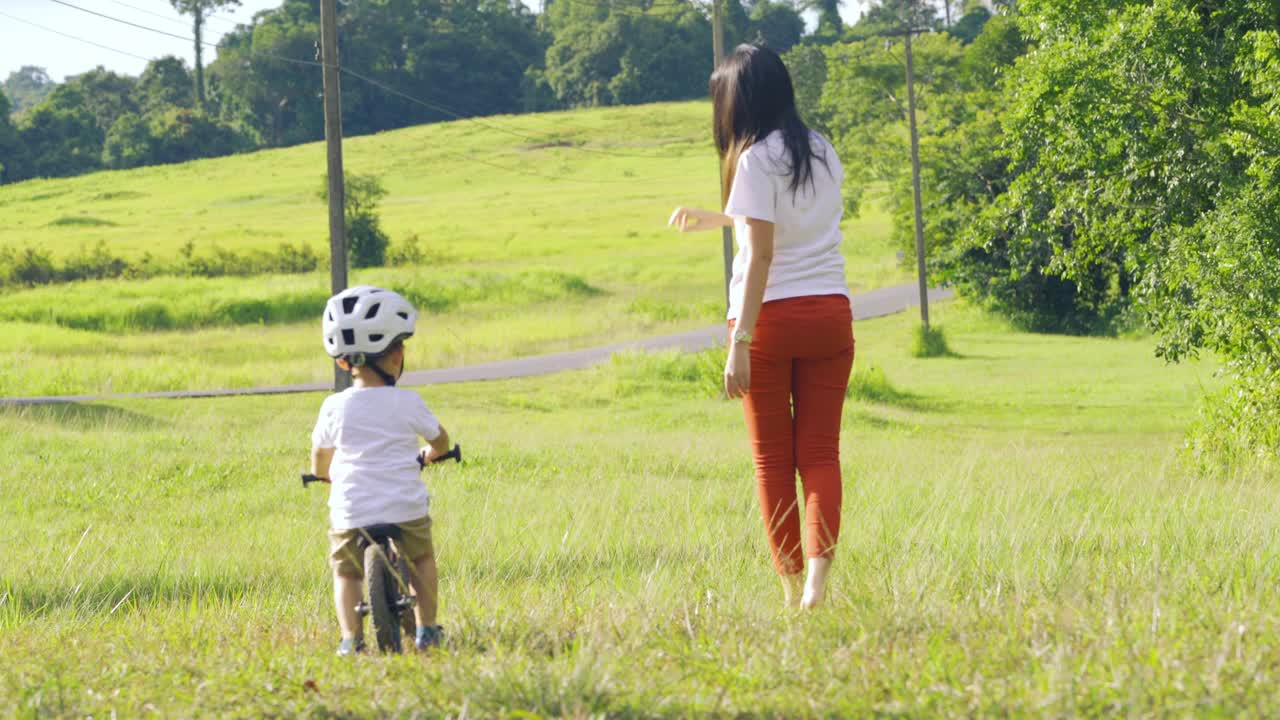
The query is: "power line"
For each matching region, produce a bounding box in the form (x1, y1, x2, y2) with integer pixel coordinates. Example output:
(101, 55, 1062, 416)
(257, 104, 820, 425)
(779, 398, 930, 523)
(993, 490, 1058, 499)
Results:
(99, 0, 191, 29)
(99, 0, 242, 29)
(46, 0, 198, 43)
(0, 10, 153, 63)
(44, 0, 323, 70)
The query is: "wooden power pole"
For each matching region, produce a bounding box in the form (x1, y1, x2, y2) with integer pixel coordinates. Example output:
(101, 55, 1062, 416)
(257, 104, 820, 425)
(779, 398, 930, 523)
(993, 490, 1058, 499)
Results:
(712, 0, 733, 310)
(903, 28, 931, 330)
(320, 0, 350, 390)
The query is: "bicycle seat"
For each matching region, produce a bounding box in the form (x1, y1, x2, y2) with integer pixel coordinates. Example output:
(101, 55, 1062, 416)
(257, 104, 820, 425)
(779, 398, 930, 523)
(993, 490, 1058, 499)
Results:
(357, 524, 402, 547)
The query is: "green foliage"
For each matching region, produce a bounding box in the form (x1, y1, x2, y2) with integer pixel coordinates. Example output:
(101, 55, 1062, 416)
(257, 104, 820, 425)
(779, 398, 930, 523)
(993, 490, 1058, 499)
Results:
(137, 57, 195, 113)
(318, 173, 390, 268)
(0, 89, 20, 184)
(747, 0, 805, 53)
(62, 67, 140, 134)
(784, 44, 830, 134)
(104, 108, 252, 169)
(1, 66, 55, 115)
(15, 86, 104, 180)
(610, 347, 725, 398)
(845, 362, 915, 404)
(0, 268, 598, 333)
(983, 0, 1280, 447)
(0, 240, 319, 291)
(910, 323, 951, 358)
(542, 4, 712, 107)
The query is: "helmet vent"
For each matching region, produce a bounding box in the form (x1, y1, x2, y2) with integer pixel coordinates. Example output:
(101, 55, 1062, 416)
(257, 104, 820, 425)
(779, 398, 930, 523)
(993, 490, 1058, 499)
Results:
(342, 297, 359, 314)
(369, 333, 384, 343)
(342, 329, 356, 346)
(397, 311, 410, 320)
(364, 303, 382, 320)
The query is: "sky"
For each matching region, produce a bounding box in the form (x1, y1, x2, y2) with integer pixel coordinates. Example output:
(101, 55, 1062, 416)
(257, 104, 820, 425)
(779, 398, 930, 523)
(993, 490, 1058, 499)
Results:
(1, 0, 872, 83)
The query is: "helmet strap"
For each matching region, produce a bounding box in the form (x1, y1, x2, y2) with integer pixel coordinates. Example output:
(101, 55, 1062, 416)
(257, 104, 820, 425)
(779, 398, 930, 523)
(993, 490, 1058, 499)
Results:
(370, 362, 398, 387)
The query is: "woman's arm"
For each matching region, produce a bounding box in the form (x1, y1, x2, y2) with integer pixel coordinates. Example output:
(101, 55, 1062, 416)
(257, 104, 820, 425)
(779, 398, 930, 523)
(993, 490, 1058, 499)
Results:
(668, 207, 733, 232)
(310, 446, 335, 479)
(724, 217, 774, 399)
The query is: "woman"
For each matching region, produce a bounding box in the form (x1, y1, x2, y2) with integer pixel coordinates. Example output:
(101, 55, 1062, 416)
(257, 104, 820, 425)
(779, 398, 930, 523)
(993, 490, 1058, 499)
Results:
(669, 45, 854, 609)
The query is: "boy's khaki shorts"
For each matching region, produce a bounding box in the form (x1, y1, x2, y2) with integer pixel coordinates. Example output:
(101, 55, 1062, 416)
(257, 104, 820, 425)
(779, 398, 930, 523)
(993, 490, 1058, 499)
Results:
(328, 515, 434, 578)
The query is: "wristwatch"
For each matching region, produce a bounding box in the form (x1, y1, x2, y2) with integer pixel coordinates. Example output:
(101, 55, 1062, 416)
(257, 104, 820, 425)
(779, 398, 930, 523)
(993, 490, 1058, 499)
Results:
(732, 328, 753, 344)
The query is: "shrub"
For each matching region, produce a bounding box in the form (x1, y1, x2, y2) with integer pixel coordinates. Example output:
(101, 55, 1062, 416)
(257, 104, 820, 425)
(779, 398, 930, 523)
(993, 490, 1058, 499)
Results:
(911, 324, 952, 358)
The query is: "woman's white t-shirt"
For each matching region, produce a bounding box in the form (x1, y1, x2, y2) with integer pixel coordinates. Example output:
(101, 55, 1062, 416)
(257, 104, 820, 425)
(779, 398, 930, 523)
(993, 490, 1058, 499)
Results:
(723, 130, 849, 320)
(311, 386, 443, 530)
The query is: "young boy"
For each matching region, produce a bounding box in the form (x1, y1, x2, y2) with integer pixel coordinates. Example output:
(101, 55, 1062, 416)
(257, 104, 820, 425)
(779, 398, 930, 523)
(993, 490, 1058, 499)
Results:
(309, 285, 453, 655)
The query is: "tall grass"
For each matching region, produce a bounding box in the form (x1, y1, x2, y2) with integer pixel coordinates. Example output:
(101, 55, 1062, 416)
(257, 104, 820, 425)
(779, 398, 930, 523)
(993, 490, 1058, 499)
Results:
(5, 304, 1265, 716)
(0, 268, 600, 333)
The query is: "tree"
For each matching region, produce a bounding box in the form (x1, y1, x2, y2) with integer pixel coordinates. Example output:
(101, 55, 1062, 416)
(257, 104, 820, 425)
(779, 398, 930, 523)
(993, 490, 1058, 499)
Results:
(318, 173, 390, 268)
(138, 57, 196, 113)
(169, 0, 242, 110)
(748, 0, 805, 52)
(989, 0, 1280, 449)
(0, 89, 23, 183)
(63, 66, 140, 134)
(2, 66, 56, 115)
(16, 87, 104, 179)
(543, 2, 712, 107)
(804, 0, 843, 43)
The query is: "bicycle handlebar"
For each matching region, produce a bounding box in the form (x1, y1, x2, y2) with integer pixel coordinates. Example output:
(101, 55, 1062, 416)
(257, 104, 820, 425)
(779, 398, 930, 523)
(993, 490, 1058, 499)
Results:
(301, 444, 462, 487)
(419, 444, 462, 467)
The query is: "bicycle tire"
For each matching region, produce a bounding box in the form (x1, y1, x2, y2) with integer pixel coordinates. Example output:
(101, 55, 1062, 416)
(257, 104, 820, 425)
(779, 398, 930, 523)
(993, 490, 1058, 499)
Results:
(394, 555, 418, 642)
(365, 543, 401, 653)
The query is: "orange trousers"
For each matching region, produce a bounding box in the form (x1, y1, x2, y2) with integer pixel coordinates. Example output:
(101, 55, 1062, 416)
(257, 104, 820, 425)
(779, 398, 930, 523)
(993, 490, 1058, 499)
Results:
(734, 294, 854, 575)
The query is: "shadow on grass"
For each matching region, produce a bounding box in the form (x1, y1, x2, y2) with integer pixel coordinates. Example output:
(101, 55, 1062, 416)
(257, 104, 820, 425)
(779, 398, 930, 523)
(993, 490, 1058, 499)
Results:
(0, 402, 166, 431)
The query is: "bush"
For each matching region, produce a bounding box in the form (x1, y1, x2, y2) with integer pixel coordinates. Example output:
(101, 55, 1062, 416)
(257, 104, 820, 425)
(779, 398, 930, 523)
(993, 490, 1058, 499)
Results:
(911, 324, 952, 358)
(0, 241, 320, 290)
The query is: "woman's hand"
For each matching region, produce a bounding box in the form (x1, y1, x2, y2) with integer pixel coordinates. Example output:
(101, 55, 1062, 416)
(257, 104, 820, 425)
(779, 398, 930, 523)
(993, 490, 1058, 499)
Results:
(724, 342, 751, 399)
(668, 206, 729, 233)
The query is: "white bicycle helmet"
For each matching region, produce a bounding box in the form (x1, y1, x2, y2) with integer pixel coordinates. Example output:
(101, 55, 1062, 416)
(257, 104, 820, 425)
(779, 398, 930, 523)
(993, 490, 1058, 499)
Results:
(322, 285, 417, 361)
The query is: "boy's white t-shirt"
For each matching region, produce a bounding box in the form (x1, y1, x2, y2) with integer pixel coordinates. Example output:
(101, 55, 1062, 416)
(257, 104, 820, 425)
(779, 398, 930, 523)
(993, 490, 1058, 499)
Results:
(311, 386, 443, 530)
(723, 130, 849, 320)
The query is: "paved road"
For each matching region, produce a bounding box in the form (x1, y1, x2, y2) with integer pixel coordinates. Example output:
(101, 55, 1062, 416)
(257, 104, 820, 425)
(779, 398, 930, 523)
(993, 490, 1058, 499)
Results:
(2, 284, 952, 406)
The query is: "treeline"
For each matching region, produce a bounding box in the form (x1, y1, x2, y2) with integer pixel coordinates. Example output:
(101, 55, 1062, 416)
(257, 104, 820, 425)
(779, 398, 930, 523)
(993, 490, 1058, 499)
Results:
(796, 0, 1279, 453)
(0, 0, 912, 184)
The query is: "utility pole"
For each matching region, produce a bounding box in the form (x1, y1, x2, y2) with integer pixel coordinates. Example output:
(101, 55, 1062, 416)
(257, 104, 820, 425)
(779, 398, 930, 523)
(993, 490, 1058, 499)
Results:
(320, 0, 350, 390)
(897, 25, 931, 330)
(712, 0, 733, 310)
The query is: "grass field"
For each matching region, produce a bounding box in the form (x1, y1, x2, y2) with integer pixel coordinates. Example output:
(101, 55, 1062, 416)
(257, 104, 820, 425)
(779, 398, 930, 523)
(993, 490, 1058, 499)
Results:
(4, 297, 1279, 717)
(0, 102, 905, 397)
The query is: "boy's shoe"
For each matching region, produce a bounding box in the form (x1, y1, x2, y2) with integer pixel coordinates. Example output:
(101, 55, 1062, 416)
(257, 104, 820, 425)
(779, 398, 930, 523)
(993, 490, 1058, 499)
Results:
(415, 625, 444, 650)
(337, 637, 366, 656)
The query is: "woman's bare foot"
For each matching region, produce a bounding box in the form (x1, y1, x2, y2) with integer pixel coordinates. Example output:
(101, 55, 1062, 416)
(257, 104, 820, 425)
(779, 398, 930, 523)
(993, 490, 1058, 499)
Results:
(800, 557, 832, 609)
(781, 572, 804, 608)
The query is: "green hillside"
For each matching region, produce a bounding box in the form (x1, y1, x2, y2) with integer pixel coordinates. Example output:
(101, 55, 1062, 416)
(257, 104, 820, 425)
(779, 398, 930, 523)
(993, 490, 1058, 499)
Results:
(0, 102, 907, 397)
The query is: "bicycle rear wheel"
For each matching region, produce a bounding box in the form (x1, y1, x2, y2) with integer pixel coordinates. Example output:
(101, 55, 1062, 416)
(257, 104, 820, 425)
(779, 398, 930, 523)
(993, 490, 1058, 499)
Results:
(365, 543, 402, 653)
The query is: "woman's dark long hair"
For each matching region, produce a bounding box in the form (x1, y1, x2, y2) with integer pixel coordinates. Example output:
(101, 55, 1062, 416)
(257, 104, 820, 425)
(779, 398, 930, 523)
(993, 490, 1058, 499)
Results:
(711, 44, 826, 207)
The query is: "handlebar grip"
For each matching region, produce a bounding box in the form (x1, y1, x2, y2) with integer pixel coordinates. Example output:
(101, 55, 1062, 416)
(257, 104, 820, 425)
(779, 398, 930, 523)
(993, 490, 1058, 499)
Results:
(418, 444, 462, 468)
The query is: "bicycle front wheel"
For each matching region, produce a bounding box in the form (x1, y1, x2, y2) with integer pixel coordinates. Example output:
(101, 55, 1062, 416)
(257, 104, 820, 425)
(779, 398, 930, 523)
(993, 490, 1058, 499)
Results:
(365, 544, 402, 653)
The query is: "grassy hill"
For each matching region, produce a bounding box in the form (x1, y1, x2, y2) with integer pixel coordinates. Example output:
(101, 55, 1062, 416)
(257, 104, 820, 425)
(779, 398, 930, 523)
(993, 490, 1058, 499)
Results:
(0, 102, 907, 397)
